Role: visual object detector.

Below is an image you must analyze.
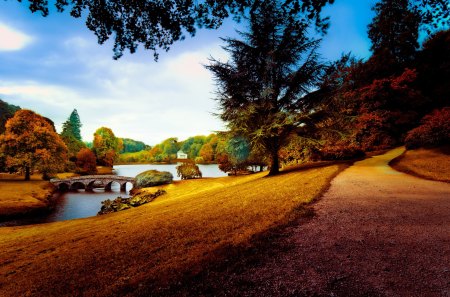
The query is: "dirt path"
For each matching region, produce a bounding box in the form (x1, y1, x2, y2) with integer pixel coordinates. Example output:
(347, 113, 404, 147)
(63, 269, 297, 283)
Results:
(176, 147, 450, 297)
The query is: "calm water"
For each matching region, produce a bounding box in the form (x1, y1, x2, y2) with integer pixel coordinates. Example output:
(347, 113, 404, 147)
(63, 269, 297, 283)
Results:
(114, 163, 227, 180)
(0, 164, 225, 226)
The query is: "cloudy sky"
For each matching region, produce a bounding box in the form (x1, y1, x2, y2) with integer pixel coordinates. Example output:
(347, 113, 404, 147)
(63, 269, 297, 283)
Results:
(0, 0, 375, 145)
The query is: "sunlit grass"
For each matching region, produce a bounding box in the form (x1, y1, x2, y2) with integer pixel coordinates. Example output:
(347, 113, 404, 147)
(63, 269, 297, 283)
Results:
(0, 174, 54, 217)
(96, 166, 114, 175)
(391, 146, 450, 182)
(54, 172, 79, 179)
(0, 164, 345, 296)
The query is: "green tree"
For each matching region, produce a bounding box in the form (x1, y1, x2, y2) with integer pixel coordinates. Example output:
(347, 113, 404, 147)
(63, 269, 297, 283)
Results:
(61, 109, 82, 141)
(15, 0, 334, 59)
(92, 127, 122, 167)
(217, 136, 251, 175)
(160, 137, 179, 161)
(60, 109, 85, 159)
(0, 99, 20, 135)
(180, 136, 206, 159)
(368, 0, 420, 69)
(0, 109, 68, 180)
(120, 138, 148, 153)
(207, 0, 323, 175)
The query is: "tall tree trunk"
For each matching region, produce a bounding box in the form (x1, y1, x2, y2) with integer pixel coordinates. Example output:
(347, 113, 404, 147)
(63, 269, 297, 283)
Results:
(25, 166, 30, 181)
(268, 149, 280, 176)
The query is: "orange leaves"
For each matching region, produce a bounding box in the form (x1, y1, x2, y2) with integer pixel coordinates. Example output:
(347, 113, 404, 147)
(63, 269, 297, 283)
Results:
(0, 109, 68, 177)
(92, 127, 121, 167)
(76, 148, 97, 174)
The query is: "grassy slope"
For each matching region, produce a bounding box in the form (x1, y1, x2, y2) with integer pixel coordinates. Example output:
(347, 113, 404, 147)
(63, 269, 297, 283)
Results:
(0, 174, 54, 218)
(390, 146, 450, 183)
(0, 164, 345, 297)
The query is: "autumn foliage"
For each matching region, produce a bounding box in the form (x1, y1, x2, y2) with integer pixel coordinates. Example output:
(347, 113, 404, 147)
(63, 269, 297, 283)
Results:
(176, 162, 202, 180)
(0, 109, 68, 180)
(405, 107, 450, 149)
(76, 148, 97, 175)
(93, 127, 122, 167)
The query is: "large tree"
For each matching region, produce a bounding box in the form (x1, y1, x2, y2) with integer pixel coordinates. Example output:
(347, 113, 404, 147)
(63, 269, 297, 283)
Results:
(207, 0, 323, 175)
(0, 109, 68, 180)
(60, 109, 85, 159)
(368, 0, 421, 68)
(13, 1, 449, 59)
(61, 109, 82, 141)
(92, 127, 122, 167)
(14, 0, 333, 59)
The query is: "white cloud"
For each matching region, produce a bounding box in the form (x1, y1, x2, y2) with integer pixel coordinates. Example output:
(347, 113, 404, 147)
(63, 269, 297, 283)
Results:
(0, 23, 33, 51)
(1, 36, 229, 145)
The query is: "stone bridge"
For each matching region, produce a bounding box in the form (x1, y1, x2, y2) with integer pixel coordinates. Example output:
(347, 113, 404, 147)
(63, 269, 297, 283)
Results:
(50, 175, 136, 192)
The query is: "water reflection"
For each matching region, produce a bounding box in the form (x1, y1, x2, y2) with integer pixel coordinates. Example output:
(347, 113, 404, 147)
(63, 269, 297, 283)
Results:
(113, 163, 227, 179)
(0, 183, 130, 227)
(1, 164, 225, 226)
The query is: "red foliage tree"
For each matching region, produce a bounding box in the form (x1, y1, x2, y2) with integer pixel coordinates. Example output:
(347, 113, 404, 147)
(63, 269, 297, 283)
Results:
(405, 107, 450, 149)
(76, 148, 97, 175)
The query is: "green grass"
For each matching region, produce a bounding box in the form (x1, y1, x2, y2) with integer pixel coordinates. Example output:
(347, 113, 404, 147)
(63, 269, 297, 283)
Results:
(0, 163, 346, 296)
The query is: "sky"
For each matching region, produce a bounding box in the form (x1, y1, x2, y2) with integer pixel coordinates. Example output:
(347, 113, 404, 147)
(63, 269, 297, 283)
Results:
(0, 0, 376, 145)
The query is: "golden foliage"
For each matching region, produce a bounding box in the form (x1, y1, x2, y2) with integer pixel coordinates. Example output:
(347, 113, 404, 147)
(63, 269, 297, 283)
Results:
(0, 109, 68, 179)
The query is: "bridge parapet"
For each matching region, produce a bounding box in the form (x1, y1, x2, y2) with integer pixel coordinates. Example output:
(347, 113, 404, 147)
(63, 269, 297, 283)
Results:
(50, 175, 135, 192)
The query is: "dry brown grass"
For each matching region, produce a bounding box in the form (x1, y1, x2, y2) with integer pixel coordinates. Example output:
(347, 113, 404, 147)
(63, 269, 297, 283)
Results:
(54, 172, 79, 179)
(0, 174, 54, 217)
(390, 146, 450, 183)
(97, 166, 114, 175)
(0, 164, 346, 297)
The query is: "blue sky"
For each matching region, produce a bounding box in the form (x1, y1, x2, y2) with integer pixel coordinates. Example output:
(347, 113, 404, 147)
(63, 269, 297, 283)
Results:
(0, 0, 376, 145)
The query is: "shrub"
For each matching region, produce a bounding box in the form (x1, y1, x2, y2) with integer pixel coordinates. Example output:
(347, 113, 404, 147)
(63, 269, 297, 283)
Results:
(176, 162, 202, 180)
(405, 107, 450, 149)
(98, 189, 166, 215)
(135, 170, 173, 188)
(319, 141, 365, 160)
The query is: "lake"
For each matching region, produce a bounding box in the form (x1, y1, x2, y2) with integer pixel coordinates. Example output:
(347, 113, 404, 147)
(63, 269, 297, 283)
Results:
(0, 163, 226, 226)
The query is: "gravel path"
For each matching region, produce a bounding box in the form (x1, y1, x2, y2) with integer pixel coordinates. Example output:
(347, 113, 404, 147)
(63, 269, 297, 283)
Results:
(180, 147, 450, 297)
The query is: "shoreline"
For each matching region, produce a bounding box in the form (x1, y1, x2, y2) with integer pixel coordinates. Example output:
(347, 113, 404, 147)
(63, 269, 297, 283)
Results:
(0, 179, 57, 222)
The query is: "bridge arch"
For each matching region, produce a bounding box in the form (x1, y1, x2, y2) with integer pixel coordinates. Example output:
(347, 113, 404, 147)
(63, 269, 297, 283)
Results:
(105, 181, 121, 192)
(121, 181, 134, 192)
(58, 183, 70, 191)
(86, 180, 103, 191)
(51, 175, 135, 192)
(70, 182, 86, 191)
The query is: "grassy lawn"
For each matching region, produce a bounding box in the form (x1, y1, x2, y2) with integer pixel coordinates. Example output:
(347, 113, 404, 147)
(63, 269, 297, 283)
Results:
(0, 163, 346, 297)
(390, 146, 450, 183)
(0, 174, 55, 218)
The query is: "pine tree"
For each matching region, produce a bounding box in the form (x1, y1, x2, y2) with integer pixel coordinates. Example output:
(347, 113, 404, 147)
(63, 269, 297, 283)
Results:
(368, 0, 420, 66)
(207, 0, 323, 175)
(68, 109, 82, 141)
(61, 109, 85, 158)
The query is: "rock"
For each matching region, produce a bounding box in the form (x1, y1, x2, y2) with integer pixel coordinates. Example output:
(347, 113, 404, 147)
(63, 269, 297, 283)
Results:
(135, 170, 173, 188)
(97, 190, 166, 215)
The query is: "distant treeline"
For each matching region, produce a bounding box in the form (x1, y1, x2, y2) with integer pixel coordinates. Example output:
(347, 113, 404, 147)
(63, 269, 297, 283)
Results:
(118, 134, 225, 164)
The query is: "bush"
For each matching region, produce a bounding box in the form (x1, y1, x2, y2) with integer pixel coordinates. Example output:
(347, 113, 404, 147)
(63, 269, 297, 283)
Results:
(405, 107, 450, 149)
(319, 141, 365, 160)
(98, 189, 166, 215)
(176, 162, 202, 180)
(135, 170, 173, 188)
